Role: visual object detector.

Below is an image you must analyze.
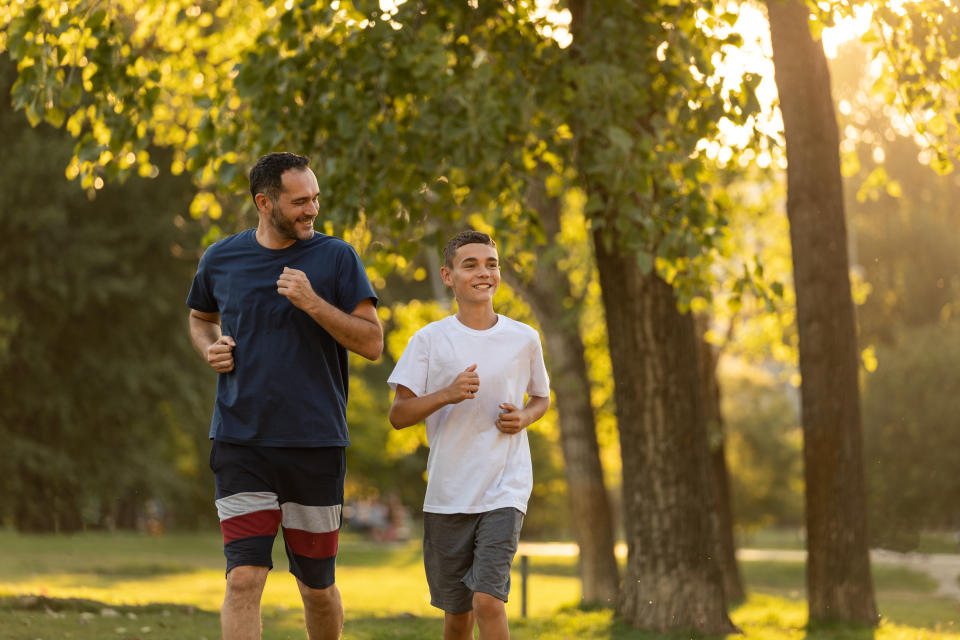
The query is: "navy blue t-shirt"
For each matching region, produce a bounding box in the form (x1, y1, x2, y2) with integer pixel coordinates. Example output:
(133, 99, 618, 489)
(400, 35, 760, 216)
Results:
(186, 229, 377, 447)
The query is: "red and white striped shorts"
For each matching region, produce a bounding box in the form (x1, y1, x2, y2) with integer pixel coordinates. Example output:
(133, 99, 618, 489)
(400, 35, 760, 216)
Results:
(210, 440, 345, 589)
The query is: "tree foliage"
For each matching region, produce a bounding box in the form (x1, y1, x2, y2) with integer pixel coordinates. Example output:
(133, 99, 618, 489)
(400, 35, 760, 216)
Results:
(0, 55, 214, 532)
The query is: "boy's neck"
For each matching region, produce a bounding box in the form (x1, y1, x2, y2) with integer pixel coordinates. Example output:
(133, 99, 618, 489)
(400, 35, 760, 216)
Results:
(455, 303, 498, 331)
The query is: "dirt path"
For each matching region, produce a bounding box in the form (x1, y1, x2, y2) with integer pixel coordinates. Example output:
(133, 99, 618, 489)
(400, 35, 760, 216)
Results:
(517, 543, 960, 601)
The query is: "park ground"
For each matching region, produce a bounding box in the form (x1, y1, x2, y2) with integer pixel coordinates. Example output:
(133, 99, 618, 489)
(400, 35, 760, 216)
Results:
(0, 529, 957, 640)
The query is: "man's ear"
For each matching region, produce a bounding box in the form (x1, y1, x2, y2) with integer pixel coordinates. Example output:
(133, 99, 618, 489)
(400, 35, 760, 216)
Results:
(254, 192, 271, 214)
(440, 266, 452, 286)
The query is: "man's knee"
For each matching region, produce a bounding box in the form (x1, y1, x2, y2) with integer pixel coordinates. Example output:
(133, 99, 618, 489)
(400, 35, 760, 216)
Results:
(298, 581, 341, 612)
(226, 565, 269, 599)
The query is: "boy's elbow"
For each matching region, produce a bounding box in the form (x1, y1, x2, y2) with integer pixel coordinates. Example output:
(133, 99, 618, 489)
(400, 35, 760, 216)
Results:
(388, 406, 405, 430)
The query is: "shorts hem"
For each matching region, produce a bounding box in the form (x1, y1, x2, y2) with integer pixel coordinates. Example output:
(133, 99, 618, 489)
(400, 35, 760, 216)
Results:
(430, 599, 474, 615)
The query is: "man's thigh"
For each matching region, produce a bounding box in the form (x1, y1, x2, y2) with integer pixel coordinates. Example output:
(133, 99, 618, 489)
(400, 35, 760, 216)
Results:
(210, 441, 345, 588)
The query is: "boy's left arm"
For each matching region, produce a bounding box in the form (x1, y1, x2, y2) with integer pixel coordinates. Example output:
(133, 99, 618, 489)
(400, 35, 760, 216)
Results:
(495, 395, 550, 435)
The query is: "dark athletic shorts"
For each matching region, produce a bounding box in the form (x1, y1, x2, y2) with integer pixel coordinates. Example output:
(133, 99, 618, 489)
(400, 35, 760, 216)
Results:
(209, 440, 345, 589)
(422, 507, 524, 614)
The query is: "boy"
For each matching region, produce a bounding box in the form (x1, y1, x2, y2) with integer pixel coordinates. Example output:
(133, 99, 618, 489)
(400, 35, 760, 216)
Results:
(387, 230, 550, 640)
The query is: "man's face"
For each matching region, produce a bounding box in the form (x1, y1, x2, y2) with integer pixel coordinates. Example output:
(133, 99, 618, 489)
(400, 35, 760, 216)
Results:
(264, 168, 319, 244)
(441, 242, 500, 305)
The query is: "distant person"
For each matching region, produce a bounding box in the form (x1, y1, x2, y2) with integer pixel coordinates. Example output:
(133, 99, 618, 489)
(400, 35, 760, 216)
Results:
(387, 230, 550, 640)
(186, 152, 382, 640)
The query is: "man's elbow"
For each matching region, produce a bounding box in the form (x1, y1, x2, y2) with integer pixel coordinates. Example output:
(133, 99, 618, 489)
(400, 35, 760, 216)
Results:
(361, 336, 384, 361)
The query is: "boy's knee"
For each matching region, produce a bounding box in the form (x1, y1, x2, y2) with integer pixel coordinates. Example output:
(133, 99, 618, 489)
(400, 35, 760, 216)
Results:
(444, 610, 475, 634)
(472, 592, 505, 620)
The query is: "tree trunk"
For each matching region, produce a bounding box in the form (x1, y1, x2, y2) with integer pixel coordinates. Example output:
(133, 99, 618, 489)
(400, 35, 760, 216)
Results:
(694, 316, 745, 604)
(593, 233, 736, 634)
(503, 176, 620, 606)
(767, 0, 879, 625)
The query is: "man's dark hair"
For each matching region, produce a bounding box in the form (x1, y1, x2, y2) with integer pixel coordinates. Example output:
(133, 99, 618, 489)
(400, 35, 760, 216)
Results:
(442, 230, 497, 268)
(249, 152, 311, 203)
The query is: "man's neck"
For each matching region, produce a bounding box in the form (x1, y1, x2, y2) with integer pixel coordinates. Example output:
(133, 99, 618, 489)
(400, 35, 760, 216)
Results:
(455, 304, 498, 331)
(255, 224, 298, 250)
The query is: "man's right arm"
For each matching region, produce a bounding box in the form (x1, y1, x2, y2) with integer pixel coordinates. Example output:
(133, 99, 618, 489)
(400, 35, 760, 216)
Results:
(189, 309, 236, 373)
(388, 365, 479, 429)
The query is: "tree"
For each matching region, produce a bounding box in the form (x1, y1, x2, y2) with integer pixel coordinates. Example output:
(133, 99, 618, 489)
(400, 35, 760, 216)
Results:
(0, 54, 213, 532)
(829, 39, 960, 548)
(502, 177, 620, 605)
(564, 2, 756, 630)
(695, 316, 745, 604)
(766, 0, 878, 625)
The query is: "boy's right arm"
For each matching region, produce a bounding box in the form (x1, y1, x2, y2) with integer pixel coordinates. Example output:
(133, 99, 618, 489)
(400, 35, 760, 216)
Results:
(389, 365, 478, 429)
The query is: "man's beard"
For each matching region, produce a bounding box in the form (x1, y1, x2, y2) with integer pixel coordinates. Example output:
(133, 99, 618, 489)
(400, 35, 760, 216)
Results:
(270, 202, 314, 241)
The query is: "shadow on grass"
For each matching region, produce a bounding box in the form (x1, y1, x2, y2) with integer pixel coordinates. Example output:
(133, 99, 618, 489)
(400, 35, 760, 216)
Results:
(0, 594, 220, 640)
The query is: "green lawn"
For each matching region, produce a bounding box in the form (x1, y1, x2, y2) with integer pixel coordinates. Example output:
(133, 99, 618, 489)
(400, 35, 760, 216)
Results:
(0, 529, 957, 639)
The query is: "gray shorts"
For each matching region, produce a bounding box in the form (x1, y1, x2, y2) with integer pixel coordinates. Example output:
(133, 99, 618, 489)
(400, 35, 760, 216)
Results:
(422, 507, 524, 614)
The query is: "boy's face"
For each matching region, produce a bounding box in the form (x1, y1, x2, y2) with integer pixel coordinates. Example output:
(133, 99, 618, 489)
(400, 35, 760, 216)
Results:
(441, 242, 500, 306)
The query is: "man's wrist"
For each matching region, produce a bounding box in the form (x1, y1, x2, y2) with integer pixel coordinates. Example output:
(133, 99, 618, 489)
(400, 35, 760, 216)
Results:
(302, 291, 326, 316)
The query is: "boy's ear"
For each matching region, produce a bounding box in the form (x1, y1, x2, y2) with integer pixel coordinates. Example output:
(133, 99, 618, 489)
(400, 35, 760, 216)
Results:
(440, 266, 452, 286)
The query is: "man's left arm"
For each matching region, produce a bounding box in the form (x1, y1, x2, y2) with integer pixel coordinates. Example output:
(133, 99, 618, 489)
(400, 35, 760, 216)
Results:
(277, 267, 383, 361)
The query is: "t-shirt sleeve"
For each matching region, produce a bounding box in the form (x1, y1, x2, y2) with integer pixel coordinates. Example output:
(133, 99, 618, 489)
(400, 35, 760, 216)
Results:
(526, 334, 551, 398)
(336, 243, 378, 312)
(387, 331, 430, 396)
(185, 250, 217, 312)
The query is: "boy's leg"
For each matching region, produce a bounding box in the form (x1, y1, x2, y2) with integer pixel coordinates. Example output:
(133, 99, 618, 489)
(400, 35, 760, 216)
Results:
(462, 508, 524, 640)
(222, 565, 270, 640)
(443, 610, 476, 640)
(473, 592, 508, 640)
(297, 579, 343, 640)
(423, 512, 480, 635)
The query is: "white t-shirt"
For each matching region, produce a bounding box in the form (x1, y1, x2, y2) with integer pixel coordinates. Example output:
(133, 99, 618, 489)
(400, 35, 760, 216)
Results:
(387, 315, 550, 514)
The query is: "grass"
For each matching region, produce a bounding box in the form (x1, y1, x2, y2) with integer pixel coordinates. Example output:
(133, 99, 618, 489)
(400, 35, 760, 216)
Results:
(0, 529, 957, 639)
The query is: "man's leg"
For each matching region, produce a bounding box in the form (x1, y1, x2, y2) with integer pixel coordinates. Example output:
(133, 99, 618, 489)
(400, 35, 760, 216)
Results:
(443, 610, 475, 640)
(222, 565, 270, 640)
(297, 578, 343, 640)
(473, 592, 509, 640)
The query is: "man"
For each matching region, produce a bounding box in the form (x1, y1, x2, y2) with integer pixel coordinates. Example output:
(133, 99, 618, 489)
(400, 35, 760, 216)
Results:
(187, 152, 382, 640)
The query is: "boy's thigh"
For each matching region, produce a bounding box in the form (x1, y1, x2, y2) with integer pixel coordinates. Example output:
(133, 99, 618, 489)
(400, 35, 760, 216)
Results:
(464, 507, 524, 602)
(423, 512, 481, 614)
(422, 508, 524, 612)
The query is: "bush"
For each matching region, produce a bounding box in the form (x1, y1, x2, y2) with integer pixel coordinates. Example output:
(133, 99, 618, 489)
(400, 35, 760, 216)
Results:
(863, 321, 960, 550)
(720, 365, 804, 531)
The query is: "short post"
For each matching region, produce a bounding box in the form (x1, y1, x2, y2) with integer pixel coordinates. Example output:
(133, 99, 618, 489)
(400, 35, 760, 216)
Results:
(520, 554, 529, 618)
